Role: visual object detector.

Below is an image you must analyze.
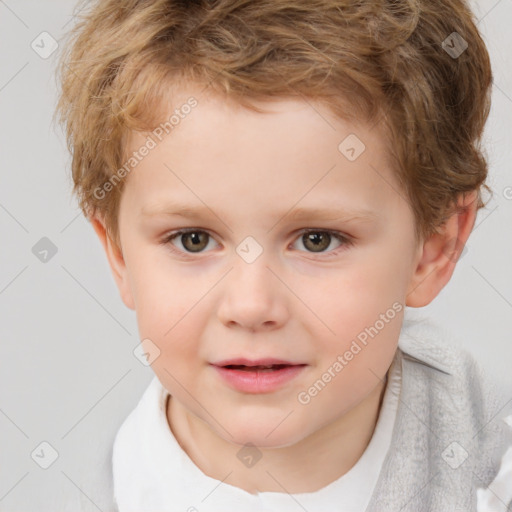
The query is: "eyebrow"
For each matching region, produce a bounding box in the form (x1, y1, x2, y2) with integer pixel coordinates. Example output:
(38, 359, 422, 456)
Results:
(141, 203, 379, 224)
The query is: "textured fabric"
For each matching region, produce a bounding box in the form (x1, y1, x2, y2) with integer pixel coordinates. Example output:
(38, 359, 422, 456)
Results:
(105, 315, 512, 511)
(365, 318, 512, 512)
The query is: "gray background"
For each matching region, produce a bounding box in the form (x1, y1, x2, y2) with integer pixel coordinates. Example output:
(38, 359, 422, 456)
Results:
(1, 0, 511, 510)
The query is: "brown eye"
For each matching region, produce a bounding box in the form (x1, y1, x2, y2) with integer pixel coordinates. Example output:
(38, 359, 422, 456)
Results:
(301, 231, 331, 252)
(163, 229, 215, 254)
(292, 229, 353, 258)
(179, 231, 209, 252)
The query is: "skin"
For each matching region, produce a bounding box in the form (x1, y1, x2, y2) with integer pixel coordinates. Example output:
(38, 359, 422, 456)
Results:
(92, 83, 477, 494)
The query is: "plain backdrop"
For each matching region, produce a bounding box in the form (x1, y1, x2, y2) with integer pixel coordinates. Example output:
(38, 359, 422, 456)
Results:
(1, 0, 511, 510)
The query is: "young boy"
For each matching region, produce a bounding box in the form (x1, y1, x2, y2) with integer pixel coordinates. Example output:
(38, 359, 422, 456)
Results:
(55, 0, 512, 510)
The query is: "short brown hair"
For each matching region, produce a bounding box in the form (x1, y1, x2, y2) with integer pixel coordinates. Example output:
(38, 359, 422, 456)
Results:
(54, 0, 493, 251)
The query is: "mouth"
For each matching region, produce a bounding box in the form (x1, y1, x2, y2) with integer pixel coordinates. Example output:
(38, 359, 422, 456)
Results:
(211, 357, 306, 368)
(210, 358, 308, 393)
(221, 364, 298, 372)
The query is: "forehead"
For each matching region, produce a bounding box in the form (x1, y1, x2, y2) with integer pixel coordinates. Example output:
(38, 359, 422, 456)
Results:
(121, 84, 405, 224)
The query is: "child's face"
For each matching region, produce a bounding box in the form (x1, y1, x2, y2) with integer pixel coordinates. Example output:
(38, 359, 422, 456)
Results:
(102, 84, 424, 448)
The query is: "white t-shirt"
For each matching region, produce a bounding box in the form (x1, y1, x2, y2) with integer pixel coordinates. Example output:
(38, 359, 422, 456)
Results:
(112, 354, 402, 512)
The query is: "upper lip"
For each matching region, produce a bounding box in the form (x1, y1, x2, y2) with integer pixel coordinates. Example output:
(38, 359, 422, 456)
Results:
(211, 358, 307, 367)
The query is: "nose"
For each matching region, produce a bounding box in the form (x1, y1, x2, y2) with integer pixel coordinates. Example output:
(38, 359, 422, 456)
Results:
(216, 254, 290, 333)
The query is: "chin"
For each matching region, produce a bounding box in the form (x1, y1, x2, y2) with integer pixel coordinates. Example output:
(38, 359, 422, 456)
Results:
(219, 420, 309, 450)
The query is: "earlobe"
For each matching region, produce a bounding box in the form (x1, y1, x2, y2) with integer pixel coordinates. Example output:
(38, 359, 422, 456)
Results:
(90, 215, 136, 310)
(406, 191, 478, 308)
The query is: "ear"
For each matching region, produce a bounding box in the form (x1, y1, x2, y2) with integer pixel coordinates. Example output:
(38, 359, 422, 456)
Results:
(90, 215, 136, 310)
(406, 191, 478, 308)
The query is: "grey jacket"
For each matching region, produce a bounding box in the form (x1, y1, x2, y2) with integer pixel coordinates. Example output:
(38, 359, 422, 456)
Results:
(366, 328, 512, 511)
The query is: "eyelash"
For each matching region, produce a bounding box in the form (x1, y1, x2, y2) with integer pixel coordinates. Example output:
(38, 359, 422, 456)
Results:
(160, 228, 354, 259)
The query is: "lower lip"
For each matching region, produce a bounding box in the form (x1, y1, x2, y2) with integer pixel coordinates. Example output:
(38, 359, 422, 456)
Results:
(211, 364, 307, 393)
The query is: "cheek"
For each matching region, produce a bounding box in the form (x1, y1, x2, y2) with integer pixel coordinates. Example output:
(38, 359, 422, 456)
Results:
(139, 300, 205, 386)
(294, 251, 406, 361)
(304, 264, 403, 328)
(128, 261, 206, 352)
(297, 269, 403, 411)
